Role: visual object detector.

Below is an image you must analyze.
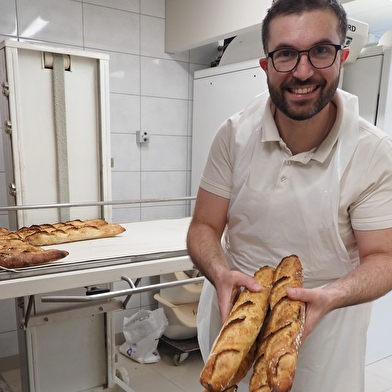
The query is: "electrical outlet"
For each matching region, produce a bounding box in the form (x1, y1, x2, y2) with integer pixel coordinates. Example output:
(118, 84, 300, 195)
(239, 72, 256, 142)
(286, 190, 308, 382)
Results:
(136, 131, 150, 144)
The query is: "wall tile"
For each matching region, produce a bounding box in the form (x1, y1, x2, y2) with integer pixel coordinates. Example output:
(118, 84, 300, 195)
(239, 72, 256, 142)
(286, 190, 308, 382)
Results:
(112, 206, 141, 223)
(0, 0, 17, 36)
(187, 100, 193, 137)
(141, 203, 188, 221)
(141, 96, 188, 136)
(112, 171, 141, 201)
(111, 133, 140, 171)
(17, 0, 83, 46)
(110, 93, 141, 134)
(141, 15, 165, 58)
(0, 299, 16, 332)
(141, 171, 187, 199)
(83, 4, 139, 54)
(0, 330, 18, 357)
(141, 57, 189, 99)
(108, 52, 141, 95)
(85, 0, 139, 13)
(141, 135, 187, 171)
(141, 0, 165, 18)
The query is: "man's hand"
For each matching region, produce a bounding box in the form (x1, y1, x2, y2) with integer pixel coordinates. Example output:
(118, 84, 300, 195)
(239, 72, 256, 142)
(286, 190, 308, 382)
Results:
(287, 286, 332, 343)
(217, 269, 263, 324)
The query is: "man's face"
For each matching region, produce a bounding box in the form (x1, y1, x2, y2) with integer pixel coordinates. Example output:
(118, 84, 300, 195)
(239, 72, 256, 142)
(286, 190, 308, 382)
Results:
(259, 10, 349, 121)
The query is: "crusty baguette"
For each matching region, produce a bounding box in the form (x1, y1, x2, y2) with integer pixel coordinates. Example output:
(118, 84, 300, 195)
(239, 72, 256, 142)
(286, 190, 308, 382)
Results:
(228, 339, 258, 391)
(200, 266, 275, 392)
(203, 342, 258, 392)
(16, 219, 125, 246)
(250, 255, 305, 392)
(249, 338, 271, 392)
(0, 238, 69, 269)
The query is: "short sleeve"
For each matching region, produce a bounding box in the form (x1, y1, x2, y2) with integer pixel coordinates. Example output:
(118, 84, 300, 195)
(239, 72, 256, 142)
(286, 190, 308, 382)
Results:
(199, 114, 241, 199)
(349, 132, 392, 230)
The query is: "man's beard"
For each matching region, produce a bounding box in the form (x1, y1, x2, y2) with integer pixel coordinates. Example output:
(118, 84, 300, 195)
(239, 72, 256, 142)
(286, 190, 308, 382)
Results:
(267, 75, 340, 121)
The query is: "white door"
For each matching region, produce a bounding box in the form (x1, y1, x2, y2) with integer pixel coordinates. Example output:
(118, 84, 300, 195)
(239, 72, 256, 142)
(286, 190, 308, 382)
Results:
(191, 59, 267, 202)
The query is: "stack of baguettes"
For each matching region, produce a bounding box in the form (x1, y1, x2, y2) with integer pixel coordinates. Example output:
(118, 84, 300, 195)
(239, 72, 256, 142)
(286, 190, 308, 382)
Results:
(200, 255, 305, 392)
(0, 219, 126, 269)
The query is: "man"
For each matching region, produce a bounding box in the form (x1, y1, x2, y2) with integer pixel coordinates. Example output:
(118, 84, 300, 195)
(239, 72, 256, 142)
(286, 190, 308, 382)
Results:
(187, 0, 392, 391)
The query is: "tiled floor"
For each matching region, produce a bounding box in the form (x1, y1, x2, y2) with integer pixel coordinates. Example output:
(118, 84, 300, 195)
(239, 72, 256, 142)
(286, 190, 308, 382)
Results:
(118, 346, 392, 392)
(1, 346, 392, 391)
(365, 356, 392, 392)
(116, 343, 204, 392)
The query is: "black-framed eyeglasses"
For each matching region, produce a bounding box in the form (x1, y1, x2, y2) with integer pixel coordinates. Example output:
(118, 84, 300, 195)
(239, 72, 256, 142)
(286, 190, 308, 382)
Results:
(267, 43, 342, 73)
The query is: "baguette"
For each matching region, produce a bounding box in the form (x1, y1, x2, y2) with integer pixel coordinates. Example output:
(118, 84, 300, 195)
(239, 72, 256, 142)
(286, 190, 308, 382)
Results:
(250, 255, 305, 392)
(16, 219, 125, 246)
(0, 237, 69, 269)
(200, 266, 275, 392)
(203, 342, 258, 392)
(249, 338, 270, 392)
(229, 340, 258, 390)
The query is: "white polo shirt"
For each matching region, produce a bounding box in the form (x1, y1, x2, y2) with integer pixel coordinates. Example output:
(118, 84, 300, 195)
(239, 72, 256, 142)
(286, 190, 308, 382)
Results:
(200, 89, 392, 276)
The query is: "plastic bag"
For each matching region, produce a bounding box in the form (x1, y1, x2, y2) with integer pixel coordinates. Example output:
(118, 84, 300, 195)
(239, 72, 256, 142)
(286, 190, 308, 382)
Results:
(119, 308, 168, 364)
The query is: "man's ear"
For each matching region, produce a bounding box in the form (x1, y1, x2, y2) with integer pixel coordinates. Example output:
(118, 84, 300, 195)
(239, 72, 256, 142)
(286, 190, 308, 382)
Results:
(259, 57, 268, 73)
(340, 47, 350, 67)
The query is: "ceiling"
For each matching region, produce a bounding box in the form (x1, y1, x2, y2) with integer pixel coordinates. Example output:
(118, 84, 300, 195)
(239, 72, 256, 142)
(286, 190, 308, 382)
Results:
(343, 0, 392, 41)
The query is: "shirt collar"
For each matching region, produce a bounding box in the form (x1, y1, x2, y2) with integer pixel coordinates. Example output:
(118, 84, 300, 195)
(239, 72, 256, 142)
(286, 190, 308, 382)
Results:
(261, 92, 343, 164)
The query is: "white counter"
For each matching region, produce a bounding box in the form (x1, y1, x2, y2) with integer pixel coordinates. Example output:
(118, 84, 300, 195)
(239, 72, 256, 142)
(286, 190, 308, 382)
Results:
(0, 218, 193, 300)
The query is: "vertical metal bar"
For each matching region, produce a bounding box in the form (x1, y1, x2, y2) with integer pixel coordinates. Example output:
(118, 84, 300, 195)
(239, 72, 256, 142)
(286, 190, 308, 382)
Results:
(121, 276, 141, 309)
(23, 295, 35, 329)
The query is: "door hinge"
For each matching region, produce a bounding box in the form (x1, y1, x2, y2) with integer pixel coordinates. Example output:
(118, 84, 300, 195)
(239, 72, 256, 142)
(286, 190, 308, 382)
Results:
(4, 120, 12, 134)
(1, 81, 9, 97)
(9, 183, 16, 197)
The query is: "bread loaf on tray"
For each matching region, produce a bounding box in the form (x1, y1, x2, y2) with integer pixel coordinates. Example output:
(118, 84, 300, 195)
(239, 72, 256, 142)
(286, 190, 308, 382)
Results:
(250, 255, 305, 392)
(200, 265, 275, 392)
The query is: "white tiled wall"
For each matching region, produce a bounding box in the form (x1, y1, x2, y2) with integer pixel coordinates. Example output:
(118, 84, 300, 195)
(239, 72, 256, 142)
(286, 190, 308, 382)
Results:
(0, 0, 218, 358)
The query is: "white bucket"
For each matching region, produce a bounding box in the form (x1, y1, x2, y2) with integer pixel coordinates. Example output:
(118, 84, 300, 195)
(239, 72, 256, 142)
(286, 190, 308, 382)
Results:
(160, 270, 203, 304)
(154, 293, 198, 340)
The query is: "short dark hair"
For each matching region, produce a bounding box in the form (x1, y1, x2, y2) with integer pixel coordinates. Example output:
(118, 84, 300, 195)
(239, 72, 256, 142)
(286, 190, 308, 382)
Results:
(261, 0, 348, 54)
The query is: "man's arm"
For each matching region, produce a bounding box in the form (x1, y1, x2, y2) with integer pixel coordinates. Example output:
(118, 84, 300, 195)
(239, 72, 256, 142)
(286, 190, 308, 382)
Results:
(187, 187, 229, 281)
(187, 187, 262, 322)
(288, 227, 392, 341)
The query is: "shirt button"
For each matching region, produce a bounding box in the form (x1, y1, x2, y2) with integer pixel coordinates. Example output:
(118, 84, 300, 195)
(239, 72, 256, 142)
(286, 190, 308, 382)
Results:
(281, 176, 287, 183)
(284, 160, 291, 165)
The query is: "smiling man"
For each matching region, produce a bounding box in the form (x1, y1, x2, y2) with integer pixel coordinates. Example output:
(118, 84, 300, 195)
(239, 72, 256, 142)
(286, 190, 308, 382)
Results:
(259, 2, 349, 155)
(187, 0, 392, 391)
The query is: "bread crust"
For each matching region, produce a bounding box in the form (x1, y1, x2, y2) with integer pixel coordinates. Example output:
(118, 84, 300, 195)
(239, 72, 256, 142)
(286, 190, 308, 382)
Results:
(250, 255, 305, 392)
(200, 256, 305, 392)
(16, 219, 125, 246)
(0, 237, 68, 269)
(0, 218, 124, 269)
(200, 266, 275, 392)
